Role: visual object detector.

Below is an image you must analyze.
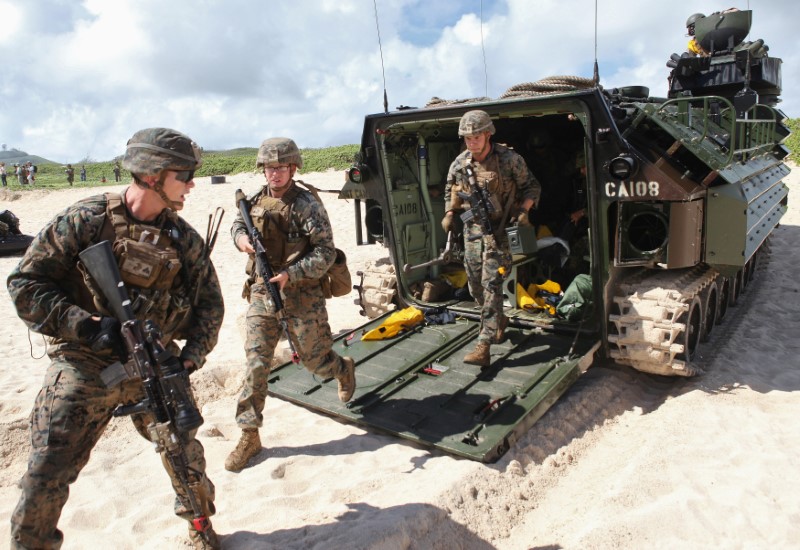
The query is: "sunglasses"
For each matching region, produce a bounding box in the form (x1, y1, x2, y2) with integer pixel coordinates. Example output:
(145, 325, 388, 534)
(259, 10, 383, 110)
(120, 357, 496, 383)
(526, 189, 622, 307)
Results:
(174, 170, 195, 182)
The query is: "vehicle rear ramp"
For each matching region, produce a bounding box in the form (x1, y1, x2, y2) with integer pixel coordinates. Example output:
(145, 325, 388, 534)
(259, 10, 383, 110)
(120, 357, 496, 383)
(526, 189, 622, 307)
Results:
(267, 314, 598, 462)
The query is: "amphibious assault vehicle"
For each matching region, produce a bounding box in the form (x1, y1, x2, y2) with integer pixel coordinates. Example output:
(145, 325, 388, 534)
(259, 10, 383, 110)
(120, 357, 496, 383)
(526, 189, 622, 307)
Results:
(268, 9, 790, 461)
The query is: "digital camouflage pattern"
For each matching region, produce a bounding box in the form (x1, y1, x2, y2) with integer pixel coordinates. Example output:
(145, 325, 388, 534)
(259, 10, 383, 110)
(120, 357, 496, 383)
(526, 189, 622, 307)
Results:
(7, 193, 223, 366)
(463, 223, 512, 344)
(458, 109, 496, 136)
(121, 127, 202, 176)
(6, 192, 223, 549)
(256, 137, 303, 169)
(446, 143, 540, 344)
(230, 181, 348, 428)
(444, 143, 540, 212)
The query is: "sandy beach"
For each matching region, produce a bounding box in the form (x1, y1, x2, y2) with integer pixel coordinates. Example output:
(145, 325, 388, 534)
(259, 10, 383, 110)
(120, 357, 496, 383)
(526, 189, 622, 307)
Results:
(1, 166, 798, 549)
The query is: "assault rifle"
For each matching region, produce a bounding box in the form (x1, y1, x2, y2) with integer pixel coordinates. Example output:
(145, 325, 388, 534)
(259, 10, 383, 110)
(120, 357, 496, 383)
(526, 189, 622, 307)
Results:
(235, 189, 300, 363)
(457, 163, 496, 242)
(78, 241, 214, 543)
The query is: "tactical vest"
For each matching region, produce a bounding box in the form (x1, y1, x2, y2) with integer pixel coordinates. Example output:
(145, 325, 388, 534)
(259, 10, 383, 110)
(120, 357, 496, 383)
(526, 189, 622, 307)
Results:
(246, 184, 311, 280)
(79, 193, 190, 337)
(451, 153, 513, 223)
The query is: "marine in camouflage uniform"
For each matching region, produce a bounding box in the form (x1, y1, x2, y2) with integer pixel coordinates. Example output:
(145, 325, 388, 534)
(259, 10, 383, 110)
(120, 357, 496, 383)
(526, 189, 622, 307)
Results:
(442, 110, 540, 368)
(6, 128, 224, 550)
(224, 137, 355, 473)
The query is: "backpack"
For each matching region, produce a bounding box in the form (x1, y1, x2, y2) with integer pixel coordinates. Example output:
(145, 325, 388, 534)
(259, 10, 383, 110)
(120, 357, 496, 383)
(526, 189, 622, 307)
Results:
(294, 180, 352, 298)
(556, 274, 593, 322)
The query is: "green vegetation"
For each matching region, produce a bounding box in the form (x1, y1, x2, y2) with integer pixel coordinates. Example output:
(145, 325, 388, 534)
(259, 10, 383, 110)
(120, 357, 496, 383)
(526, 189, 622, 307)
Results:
(785, 118, 799, 163)
(3, 145, 360, 190)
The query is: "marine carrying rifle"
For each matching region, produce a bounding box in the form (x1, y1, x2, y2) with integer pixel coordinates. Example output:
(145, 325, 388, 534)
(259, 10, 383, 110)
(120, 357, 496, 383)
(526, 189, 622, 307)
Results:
(78, 240, 214, 543)
(457, 163, 496, 242)
(235, 188, 300, 363)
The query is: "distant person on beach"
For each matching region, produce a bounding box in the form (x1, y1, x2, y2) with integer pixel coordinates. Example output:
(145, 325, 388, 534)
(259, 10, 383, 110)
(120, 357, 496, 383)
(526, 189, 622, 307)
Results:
(80, 165, 87, 181)
(65, 164, 75, 185)
(25, 162, 35, 185)
(15, 164, 26, 185)
(0, 162, 7, 186)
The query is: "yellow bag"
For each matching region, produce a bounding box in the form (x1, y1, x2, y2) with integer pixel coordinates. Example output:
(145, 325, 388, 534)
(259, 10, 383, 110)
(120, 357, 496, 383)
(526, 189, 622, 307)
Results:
(361, 306, 424, 340)
(440, 270, 467, 288)
(526, 280, 562, 316)
(517, 280, 562, 315)
(516, 283, 536, 310)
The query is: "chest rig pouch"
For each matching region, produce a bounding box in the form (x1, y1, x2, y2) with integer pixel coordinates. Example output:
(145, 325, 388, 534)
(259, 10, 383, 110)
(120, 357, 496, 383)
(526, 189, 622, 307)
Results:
(247, 186, 310, 278)
(78, 194, 188, 337)
(105, 195, 182, 290)
(472, 156, 506, 222)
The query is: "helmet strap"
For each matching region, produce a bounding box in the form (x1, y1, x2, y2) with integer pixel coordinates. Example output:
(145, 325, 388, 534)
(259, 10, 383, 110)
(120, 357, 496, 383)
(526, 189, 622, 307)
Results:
(154, 172, 179, 210)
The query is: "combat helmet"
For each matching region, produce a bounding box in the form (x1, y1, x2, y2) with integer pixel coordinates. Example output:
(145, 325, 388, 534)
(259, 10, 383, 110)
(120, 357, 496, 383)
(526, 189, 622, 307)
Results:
(686, 13, 705, 35)
(122, 127, 202, 176)
(458, 110, 496, 137)
(257, 137, 303, 170)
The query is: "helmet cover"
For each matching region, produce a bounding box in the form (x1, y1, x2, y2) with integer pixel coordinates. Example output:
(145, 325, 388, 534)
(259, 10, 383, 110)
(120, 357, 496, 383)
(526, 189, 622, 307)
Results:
(122, 127, 202, 176)
(257, 137, 303, 170)
(458, 110, 496, 137)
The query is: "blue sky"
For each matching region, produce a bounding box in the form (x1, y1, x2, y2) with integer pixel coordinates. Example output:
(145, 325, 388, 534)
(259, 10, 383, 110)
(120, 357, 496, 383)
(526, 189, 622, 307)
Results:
(0, 0, 797, 162)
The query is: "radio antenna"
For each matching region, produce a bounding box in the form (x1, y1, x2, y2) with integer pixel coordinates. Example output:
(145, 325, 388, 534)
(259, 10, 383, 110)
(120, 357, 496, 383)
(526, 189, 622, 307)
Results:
(373, 0, 389, 113)
(592, 0, 600, 86)
(480, 0, 488, 96)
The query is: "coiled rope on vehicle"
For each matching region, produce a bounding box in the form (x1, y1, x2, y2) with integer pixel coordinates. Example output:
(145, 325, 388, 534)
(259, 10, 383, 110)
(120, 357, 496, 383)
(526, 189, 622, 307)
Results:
(425, 76, 596, 107)
(499, 76, 596, 98)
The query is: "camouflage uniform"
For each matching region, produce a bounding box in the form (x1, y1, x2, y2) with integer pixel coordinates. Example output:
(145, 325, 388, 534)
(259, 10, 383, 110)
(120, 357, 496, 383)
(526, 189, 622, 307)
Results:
(6, 130, 223, 550)
(445, 143, 540, 344)
(231, 180, 349, 428)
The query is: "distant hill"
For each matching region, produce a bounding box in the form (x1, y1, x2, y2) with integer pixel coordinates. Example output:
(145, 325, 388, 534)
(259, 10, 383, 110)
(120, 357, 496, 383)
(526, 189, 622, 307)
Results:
(0, 149, 56, 166)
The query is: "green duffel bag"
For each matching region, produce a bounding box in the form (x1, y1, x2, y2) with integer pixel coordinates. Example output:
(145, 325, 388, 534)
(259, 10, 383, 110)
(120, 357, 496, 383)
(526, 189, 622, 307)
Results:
(556, 274, 593, 321)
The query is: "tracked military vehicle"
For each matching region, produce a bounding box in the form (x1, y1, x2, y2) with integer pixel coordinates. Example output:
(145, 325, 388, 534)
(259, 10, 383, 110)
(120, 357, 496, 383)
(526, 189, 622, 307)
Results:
(267, 9, 790, 461)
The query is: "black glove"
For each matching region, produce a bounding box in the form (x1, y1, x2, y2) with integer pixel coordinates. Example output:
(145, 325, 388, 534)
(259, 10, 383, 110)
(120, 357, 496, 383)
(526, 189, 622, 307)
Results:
(79, 316, 128, 361)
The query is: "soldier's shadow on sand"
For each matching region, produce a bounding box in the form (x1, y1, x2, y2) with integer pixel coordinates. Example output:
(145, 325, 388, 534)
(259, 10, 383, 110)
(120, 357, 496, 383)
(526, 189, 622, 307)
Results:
(220, 501, 496, 549)
(245, 431, 429, 471)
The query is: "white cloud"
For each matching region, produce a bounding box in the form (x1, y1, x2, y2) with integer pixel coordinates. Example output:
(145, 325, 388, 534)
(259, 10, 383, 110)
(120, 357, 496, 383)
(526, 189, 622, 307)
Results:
(0, 1, 23, 45)
(0, 0, 797, 161)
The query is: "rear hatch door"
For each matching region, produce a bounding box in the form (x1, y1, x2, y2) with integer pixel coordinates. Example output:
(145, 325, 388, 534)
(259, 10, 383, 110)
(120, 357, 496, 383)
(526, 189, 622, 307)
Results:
(267, 313, 597, 462)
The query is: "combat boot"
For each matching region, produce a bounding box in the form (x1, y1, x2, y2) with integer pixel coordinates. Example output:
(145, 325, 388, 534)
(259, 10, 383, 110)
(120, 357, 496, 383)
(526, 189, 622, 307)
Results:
(224, 428, 261, 472)
(336, 357, 356, 402)
(189, 524, 220, 550)
(464, 341, 491, 369)
(494, 315, 508, 344)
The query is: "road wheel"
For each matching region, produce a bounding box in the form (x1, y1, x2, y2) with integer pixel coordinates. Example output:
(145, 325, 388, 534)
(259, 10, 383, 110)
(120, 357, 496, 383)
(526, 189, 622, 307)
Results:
(717, 277, 730, 324)
(677, 295, 703, 365)
(700, 281, 718, 342)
